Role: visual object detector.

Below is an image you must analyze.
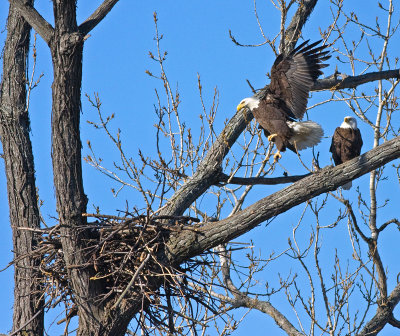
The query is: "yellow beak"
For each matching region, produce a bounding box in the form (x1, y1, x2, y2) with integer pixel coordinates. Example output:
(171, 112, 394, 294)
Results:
(344, 117, 350, 122)
(237, 103, 245, 112)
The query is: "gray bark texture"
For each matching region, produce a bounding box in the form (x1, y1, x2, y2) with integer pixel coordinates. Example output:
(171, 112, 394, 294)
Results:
(0, 2, 44, 335)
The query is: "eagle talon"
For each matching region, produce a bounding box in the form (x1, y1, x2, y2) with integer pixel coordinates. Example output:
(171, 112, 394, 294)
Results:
(273, 151, 282, 162)
(268, 134, 278, 142)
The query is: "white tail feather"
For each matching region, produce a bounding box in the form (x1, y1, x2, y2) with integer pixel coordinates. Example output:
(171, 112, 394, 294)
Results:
(287, 121, 324, 150)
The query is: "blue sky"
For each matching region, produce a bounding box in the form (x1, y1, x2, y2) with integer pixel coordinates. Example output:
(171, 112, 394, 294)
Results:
(1, 1, 399, 335)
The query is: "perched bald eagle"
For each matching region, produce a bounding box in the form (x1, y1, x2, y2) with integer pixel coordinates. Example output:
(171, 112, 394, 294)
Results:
(237, 40, 330, 161)
(330, 116, 363, 190)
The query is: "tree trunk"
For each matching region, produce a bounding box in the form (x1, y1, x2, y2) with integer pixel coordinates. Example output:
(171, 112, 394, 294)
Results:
(49, 1, 105, 334)
(0, 2, 44, 335)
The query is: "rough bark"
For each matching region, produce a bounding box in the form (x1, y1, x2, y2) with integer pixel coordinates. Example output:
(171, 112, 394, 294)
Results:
(9, 0, 54, 45)
(49, 1, 106, 334)
(283, 0, 319, 54)
(314, 69, 400, 91)
(0, 2, 44, 335)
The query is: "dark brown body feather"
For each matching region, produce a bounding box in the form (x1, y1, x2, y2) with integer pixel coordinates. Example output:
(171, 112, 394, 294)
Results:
(330, 127, 363, 165)
(253, 100, 296, 152)
(255, 40, 330, 152)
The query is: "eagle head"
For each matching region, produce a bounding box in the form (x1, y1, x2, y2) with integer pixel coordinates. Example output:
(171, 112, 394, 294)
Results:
(341, 116, 358, 130)
(237, 97, 260, 111)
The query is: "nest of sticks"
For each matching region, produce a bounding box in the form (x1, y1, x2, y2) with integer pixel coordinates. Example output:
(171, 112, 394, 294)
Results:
(9, 212, 242, 334)
(34, 213, 198, 301)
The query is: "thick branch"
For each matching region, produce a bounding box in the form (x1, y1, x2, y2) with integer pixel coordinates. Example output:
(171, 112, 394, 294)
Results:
(9, 0, 54, 44)
(166, 136, 400, 262)
(314, 69, 400, 91)
(283, 0, 318, 54)
(78, 0, 119, 36)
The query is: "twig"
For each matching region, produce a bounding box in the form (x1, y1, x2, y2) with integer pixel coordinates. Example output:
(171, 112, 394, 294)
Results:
(112, 253, 151, 310)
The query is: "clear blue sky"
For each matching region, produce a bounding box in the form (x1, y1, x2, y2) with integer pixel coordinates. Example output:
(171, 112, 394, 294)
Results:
(1, 1, 399, 335)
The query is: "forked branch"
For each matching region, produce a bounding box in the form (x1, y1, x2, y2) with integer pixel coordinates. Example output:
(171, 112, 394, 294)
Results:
(9, 0, 54, 44)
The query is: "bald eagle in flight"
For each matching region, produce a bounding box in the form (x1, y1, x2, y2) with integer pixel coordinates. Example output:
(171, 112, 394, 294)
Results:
(330, 116, 363, 190)
(237, 40, 330, 161)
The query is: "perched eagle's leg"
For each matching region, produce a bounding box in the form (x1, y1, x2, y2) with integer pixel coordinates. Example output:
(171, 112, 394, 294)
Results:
(268, 133, 278, 142)
(273, 150, 282, 162)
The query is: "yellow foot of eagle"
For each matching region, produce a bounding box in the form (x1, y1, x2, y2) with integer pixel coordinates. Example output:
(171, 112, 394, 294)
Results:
(273, 151, 282, 162)
(268, 133, 278, 142)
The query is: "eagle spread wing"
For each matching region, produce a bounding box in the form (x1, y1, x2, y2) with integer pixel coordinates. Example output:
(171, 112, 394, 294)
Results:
(269, 40, 330, 120)
(236, 40, 330, 162)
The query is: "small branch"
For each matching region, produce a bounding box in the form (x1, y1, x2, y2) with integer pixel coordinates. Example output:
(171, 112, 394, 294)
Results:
(192, 280, 303, 336)
(9, 0, 54, 44)
(378, 218, 400, 233)
(8, 306, 46, 336)
(215, 245, 241, 296)
(79, 0, 120, 36)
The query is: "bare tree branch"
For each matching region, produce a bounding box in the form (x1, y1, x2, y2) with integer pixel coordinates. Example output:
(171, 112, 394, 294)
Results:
(314, 69, 400, 91)
(234, 296, 304, 336)
(9, 0, 54, 44)
(217, 172, 310, 185)
(166, 135, 400, 262)
(78, 0, 120, 36)
(284, 0, 318, 53)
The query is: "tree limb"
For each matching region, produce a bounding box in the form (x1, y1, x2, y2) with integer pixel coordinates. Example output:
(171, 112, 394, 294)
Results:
(283, 0, 318, 54)
(9, 0, 54, 44)
(166, 135, 400, 263)
(217, 172, 310, 185)
(314, 69, 400, 91)
(78, 0, 120, 36)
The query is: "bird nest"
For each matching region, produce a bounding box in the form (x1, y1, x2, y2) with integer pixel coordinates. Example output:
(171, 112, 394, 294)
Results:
(17, 212, 221, 331)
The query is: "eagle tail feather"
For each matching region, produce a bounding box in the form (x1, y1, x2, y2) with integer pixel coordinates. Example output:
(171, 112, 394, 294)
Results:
(287, 121, 324, 150)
